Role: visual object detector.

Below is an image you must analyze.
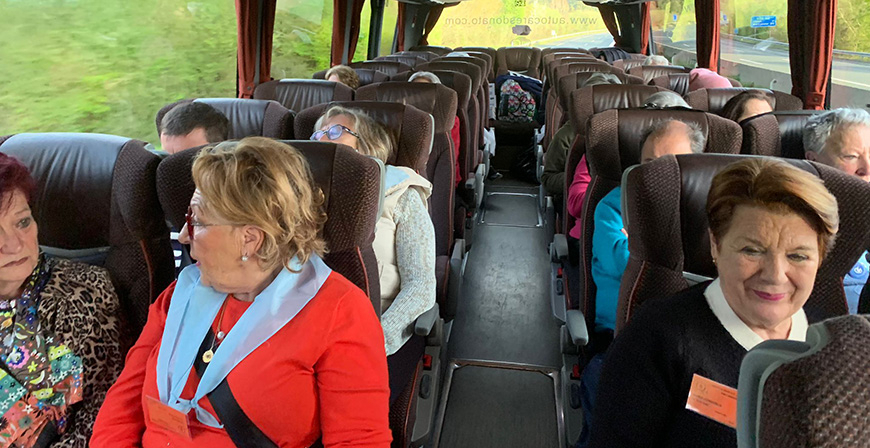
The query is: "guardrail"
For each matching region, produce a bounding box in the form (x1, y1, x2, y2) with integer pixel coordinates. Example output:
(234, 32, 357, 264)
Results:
(720, 33, 870, 62)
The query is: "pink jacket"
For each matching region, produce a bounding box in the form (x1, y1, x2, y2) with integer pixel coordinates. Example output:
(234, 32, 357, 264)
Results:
(568, 154, 591, 239)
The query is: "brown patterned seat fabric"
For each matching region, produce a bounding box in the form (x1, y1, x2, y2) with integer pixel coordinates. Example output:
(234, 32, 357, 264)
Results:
(253, 79, 354, 115)
(0, 133, 175, 342)
(621, 154, 870, 331)
(740, 110, 822, 158)
(312, 68, 390, 87)
(417, 60, 485, 148)
(349, 60, 413, 77)
(580, 111, 742, 331)
(755, 314, 870, 448)
(613, 59, 645, 72)
(155, 98, 295, 140)
(497, 46, 543, 78)
(394, 50, 441, 62)
(456, 50, 495, 82)
(409, 45, 453, 56)
(684, 87, 803, 116)
(376, 54, 427, 68)
(155, 141, 383, 313)
(628, 65, 691, 83)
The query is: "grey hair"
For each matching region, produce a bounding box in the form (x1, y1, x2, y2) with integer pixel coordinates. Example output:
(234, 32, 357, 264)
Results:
(580, 72, 622, 88)
(409, 71, 441, 84)
(643, 55, 670, 66)
(803, 108, 870, 154)
(314, 106, 394, 162)
(644, 91, 690, 109)
(641, 119, 706, 154)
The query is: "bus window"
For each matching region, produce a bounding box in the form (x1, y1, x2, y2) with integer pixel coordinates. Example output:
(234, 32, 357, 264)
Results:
(272, 0, 333, 78)
(719, 0, 791, 92)
(830, 0, 870, 109)
(650, 0, 698, 68)
(427, 1, 607, 49)
(0, 0, 236, 146)
(354, 0, 399, 58)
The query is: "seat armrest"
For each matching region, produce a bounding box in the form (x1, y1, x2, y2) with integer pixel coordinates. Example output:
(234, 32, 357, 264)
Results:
(414, 305, 440, 336)
(465, 177, 475, 192)
(565, 309, 589, 346)
(551, 234, 569, 261)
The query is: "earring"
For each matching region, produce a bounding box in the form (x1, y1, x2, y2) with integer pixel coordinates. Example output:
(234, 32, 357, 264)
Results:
(241, 254, 249, 262)
(712, 258, 717, 265)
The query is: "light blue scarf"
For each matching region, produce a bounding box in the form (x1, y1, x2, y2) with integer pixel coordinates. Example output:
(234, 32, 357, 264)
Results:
(155, 255, 332, 427)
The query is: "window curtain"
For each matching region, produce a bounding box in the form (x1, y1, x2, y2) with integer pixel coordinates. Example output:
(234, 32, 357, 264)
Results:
(330, 0, 367, 66)
(396, 2, 406, 51)
(598, 5, 624, 47)
(640, 2, 651, 55)
(236, 0, 276, 98)
(694, 0, 720, 70)
(789, 0, 838, 109)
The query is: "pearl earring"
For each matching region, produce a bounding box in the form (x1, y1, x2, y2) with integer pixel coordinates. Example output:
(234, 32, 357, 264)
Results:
(241, 254, 249, 262)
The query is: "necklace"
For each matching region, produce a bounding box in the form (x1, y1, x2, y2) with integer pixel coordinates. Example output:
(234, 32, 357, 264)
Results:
(202, 298, 229, 364)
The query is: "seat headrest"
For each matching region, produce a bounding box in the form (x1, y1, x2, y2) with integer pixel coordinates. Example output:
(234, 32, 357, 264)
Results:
(355, 82, 457, 134)
(311, 68, 390, 86)
(542, 48, 590, 57)
(457, 51, 494, 78)
(253, 79, 354, 114)
(553, 62, 615, 83)
(409, 45, 453, 56)
(649, 73, 692, 96)
(0, 133, 162, 252)
(741, 110, 821, 158)
(568, 84, 668, 131)
(738, 315, 870, 448)
(613, 59, 645, 71)
(556, 71, 633, 113)
(497, 46, 542, 77)
(349, 60, 413, 76)
(377, 55, 426, 67)
(396, 50, 441, 61)
(628, 65, 691, 83)
(418, 61, 482, 91)
(685, 88, 804, 115)
(294, 101, 433, 173)
(156, 98, 294, 140)
(392, 71, 471, 109)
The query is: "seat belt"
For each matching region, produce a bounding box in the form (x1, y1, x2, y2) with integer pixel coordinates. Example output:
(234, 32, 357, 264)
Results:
(194, 330, 324, 448)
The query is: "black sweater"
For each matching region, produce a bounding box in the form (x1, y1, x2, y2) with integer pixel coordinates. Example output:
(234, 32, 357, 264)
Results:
(588, 282, 745, 448)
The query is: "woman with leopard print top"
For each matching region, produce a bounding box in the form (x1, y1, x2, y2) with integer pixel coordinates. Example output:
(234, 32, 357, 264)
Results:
(0, 153, 124, 447)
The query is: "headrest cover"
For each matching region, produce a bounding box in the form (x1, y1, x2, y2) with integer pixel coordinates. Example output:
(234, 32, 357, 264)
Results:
(194, 98, 272, 138)
(355, 82, 457, 134)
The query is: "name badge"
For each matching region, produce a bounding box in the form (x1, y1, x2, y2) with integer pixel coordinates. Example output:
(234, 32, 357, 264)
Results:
(146, 396, 191, 439)
(685, 374, 737, 429)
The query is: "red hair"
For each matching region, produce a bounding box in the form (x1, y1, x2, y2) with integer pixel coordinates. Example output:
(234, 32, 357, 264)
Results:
(0, 153, 36, 212)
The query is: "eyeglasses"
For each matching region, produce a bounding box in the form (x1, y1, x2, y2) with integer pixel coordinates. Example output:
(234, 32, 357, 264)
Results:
(310, 124, 361, 142)
(185, 206, 222, 240)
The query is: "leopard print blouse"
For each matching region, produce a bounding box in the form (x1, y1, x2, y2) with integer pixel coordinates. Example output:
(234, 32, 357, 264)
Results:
(35, 259, 124, 448)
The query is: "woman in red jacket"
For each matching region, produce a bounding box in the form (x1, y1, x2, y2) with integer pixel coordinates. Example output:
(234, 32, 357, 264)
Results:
(92, 138, 392, 447)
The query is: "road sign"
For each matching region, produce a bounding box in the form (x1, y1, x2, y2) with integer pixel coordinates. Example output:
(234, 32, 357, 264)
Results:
(673, 14, 678, 22)
(751, 15, 777, 28)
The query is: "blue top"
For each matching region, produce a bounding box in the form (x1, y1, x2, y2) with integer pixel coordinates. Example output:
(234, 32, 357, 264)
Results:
(591, 187, 628, 331)
(845, 251, 869, 314)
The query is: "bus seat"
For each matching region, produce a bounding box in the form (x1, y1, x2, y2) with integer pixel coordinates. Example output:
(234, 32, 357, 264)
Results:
(376, 54, 427, 68)
(349, 60, 413, 77)
(547, 57, 607, 83)
(356, 82, 461, 257)
(737, 314, 870, 448)
(552, 62, 619, 85)
(557, 72, 645, 126)
(496, 46, 543, 78)
(436, 55, 491, 128)
(620, 154, 870, 331)
(312, 68, 390, 87)
(628, 65, 691, 83)
(155, 141, 383, 310)
(156, 98, 295, 140)
(684, 87, 803, 116)
(649, 73, 743, 96)
(409, 45, 453, 56)
(418, 60, 485, 147)
(455, 50, 495, 82)
(454, 46, 497, 70)
(613, 59, 644, 72)
(542, 48, 591, 59)
(0, 132, 175, 344)
(740, 110, 822, 158)
(253, 79, 354, 114)
(394, 50, 441, 62)
(583, 110, 742, 334)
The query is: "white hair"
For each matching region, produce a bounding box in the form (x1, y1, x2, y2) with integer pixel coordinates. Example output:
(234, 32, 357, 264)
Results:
(644, 91, 690, 109)
(580, 72, 622, 88)
(643, 55, 670, 66)
(803, 108, 870, 154)
(409, 71, 441, 84)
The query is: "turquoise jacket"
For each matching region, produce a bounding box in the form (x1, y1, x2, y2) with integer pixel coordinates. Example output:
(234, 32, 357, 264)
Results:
(846, 251, 869, 314)
(591, 187, 628, 332)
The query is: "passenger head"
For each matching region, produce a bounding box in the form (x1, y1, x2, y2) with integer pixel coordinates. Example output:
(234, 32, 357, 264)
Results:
(179, 137, 326, 294)
(409, 71, 441, 84)
(721, 90, 774, 123)
(579, 72, 622, 88)
(804, 108, 870, 182)
(159, 102, 230, 155)
(706, 158, 838, 334)
(313, 106, 393, 162)
(643, 91, 691, 109)
(643, 55, 669, 66)
(326, 65, 360, 90)
(0, 154, 39, 298)
(688, 68, 733, 92)
(639, 119, 705, 163)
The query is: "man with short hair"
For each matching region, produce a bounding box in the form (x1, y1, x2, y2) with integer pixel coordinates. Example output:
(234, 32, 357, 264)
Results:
(804, 108, 870, 313)
(159, 102, 230, 154)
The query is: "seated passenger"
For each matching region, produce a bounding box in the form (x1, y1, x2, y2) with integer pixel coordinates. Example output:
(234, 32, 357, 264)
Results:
(312, 107, 436, 402)
(326, 64, 361, 90)
(591, 119, 705, 332)
(721, 90, 774, 123)
(0, 153, 123, 446)
(543, 72, 621, 218)
(589, 158, 837, 448)
(159, 102, 230, 154)
(643, 55, 670, 66)
(643, 91, 691, 110)
(804, 108, 870, 313)
(688, 68, 733, 92)
(410, 71, 463, 187)
(91, 138, 391, 446)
